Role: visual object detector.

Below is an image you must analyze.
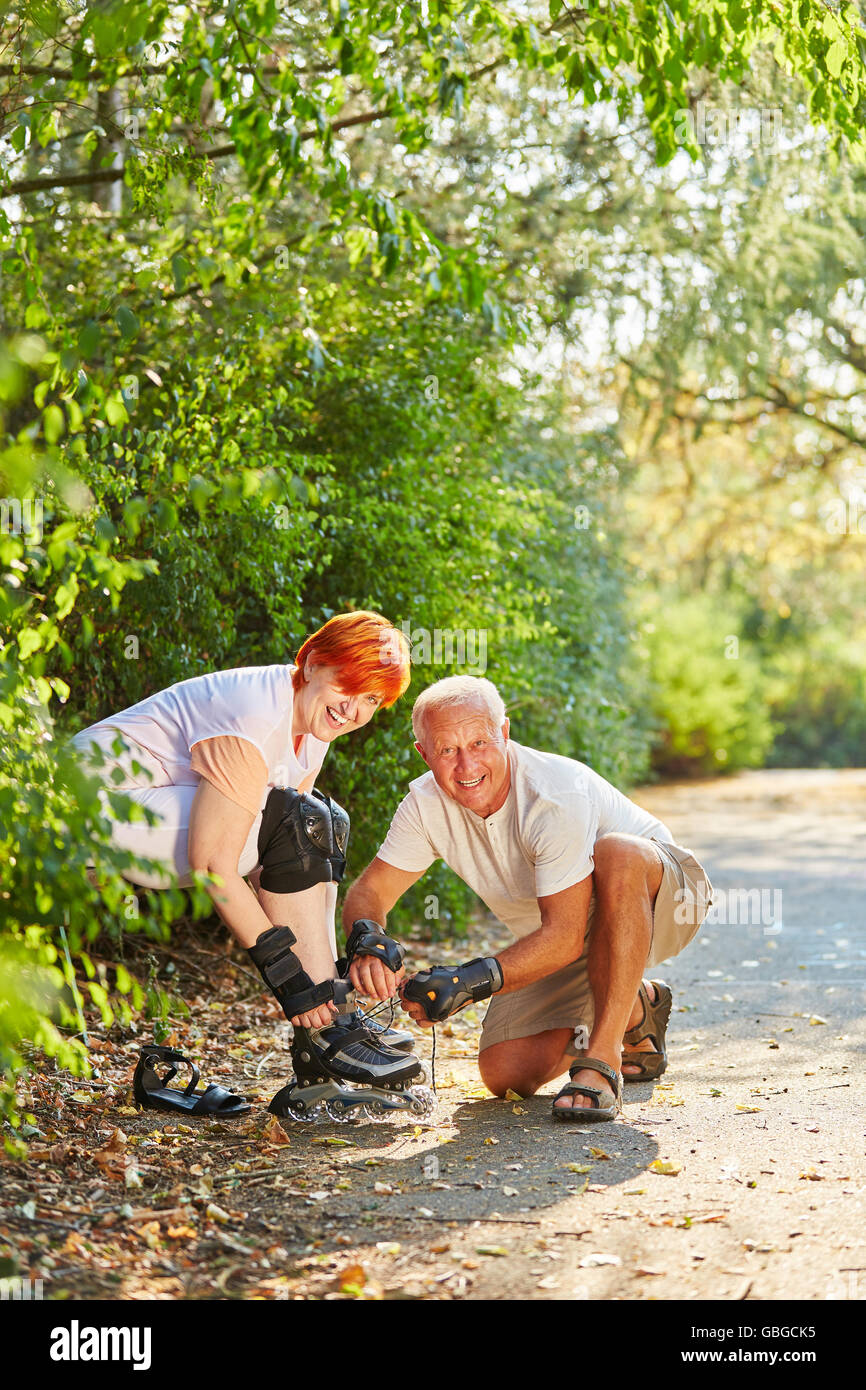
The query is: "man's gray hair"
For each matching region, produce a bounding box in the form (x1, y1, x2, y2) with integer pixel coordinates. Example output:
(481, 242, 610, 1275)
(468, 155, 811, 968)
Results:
(412, 675, 507, 744)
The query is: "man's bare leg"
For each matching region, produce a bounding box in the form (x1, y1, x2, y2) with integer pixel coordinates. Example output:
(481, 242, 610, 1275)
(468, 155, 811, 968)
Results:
(479, 1027, 576, 1098)
(553, 833, 663, 1111)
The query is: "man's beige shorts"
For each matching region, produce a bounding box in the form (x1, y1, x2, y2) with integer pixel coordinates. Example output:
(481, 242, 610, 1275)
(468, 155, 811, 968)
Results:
(479, 838, 713, 1057)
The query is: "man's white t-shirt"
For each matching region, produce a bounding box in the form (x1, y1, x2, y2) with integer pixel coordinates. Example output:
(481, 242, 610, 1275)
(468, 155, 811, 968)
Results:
(376, 740, 673, 939)
(74, 665, 328, 801)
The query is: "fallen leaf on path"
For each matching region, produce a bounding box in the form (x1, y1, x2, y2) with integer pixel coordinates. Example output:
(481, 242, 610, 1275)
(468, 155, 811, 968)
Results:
(809, 1015, 828, 1026)
(502, 1186, 519, 1197)
(735, 1104, 763, 1113)
(261, 1117, 291, 1148)
(483, 1136, 499, 1145)
(566, 1164, 592, 1173)
(205, 1203, 232, 1224)
(636, 1266, 665, 1276)
(512, 1104, 527, 1115)
(649, 1160, 682, 1176)
(589, 1147, 611, 1160)
(799, 1170, 823, 1181)
(373, 1182, 394, 1195)
(504, 1089, 523, 1101)
(579, 1252, 621, 1267)
(476, 1246, 509, 1257)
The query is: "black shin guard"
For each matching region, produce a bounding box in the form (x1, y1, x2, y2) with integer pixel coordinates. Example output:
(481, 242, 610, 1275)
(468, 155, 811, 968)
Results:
(247, 925, 341, 1022)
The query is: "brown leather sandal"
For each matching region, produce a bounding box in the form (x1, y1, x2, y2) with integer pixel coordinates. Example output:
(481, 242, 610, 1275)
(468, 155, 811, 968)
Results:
(622, 979, 672, 1083)
(551, 1056, 623, 1123)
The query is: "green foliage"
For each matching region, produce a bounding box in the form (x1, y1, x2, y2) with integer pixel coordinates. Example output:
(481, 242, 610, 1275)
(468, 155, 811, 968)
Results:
(0, 337, 214, 1143)
(641, 593, 777, 777)
(767, 633, 866, 769)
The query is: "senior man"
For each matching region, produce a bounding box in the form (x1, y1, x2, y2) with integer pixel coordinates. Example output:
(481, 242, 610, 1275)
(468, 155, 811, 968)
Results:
(342, 675, 712, 1123)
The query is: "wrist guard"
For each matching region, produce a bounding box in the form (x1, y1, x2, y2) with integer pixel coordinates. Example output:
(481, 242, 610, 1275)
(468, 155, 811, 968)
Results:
(247, 925, 351, 1021)
(403, 956, 503, 1023)
(343, 918, 405, 974)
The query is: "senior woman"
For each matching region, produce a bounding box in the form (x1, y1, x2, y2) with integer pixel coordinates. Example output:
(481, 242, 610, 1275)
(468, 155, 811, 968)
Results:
(73, 611, 428, 1120)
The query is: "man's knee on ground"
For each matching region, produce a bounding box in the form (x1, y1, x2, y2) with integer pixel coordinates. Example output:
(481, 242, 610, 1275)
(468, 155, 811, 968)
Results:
(478, 1052, 560, 1099)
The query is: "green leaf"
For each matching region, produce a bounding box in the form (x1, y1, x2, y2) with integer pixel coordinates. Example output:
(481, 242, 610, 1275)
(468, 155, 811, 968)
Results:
(171, 254, 191, 292)
(115, 306, 140, 341)
(78, 319, 100, 359)
(826, 38, 847, 78)
(188, 475, 213, 514)
(43, 404, 65, 444)
(105, 397, 129, 427)
(17, 627, 43, 659)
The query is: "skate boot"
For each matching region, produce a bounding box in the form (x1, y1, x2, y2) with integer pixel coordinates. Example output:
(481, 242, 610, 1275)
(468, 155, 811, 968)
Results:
(358, 1004, 415, 1053)
(269, 986, 435, 1123)
(246, 926, 433, 1124)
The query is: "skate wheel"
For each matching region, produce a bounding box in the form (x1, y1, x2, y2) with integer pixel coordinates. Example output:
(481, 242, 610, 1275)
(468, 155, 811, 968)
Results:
(283, 1100, 317, 1123)
(324, 1099, 355, 1123)
(409, 1086, 437, 1117)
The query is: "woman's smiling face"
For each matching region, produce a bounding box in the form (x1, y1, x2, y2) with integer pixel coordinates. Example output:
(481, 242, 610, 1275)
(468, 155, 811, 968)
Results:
(296, 660, 383, 742)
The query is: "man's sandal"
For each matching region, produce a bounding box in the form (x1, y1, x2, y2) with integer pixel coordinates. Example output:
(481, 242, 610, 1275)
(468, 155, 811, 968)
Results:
(133, 1045, 251, 1117)
(622, 979, 673, 1083)
(551, 1056, 623, 1123)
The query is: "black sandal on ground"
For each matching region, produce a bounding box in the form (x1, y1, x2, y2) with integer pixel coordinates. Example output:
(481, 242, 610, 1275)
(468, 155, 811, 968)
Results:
(622, 979, 672, 1083)
(551, 1055, 623, 1123)
(133, 1045, 251, 1117)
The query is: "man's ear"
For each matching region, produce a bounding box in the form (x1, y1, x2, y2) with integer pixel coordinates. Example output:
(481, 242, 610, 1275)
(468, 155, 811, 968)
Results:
(414, 740, 431, 766)
(501, 717, 510, 741)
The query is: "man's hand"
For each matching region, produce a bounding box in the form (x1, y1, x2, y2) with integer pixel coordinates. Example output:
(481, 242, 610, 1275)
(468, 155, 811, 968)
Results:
(400, 957, 504, 1023)
(344, 918, 406, 1002)
(399, 983, 436, 1029)
(349, 956, 405, 1002)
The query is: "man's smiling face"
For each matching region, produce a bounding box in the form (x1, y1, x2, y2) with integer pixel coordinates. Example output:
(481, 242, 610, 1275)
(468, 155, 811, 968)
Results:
(415, 701, 511, 817)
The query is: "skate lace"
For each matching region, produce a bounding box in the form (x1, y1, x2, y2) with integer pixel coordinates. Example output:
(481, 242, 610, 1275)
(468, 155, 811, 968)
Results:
(361, 998, 437, 1095)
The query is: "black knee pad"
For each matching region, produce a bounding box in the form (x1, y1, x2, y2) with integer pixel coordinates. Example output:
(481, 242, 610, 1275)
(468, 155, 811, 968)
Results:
(313, 788, 350, 882)
(257, 787, 350, 893)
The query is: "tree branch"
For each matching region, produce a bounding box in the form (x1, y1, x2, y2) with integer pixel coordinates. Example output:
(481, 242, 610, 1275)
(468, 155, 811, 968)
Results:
(0, 109, 391, 198)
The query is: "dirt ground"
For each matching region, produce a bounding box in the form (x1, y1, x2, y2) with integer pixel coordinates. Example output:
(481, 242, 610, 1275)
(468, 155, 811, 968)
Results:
(2, 767, 864, 1303)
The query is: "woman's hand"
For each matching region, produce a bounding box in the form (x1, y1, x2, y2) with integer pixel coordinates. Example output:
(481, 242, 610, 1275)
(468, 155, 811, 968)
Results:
(291, 1002, 338, 1030)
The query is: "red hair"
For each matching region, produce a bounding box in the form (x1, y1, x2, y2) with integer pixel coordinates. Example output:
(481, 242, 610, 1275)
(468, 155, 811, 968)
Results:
(292, 611, 411, 708)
